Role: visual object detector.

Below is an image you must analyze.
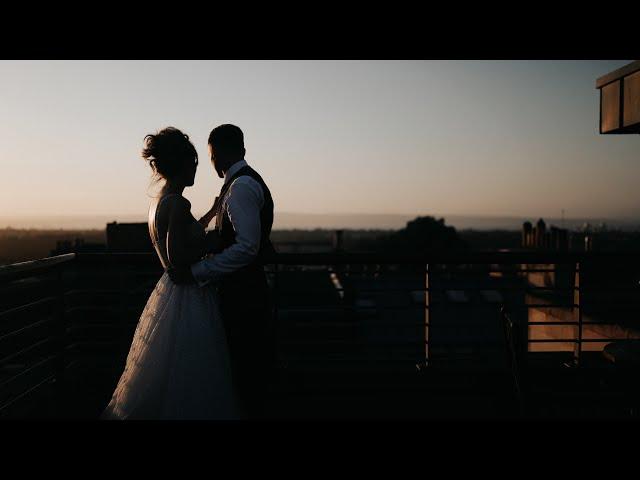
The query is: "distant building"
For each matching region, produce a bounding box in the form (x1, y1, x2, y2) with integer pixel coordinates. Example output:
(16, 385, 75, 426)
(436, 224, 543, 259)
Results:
(522, 221, 532, 248)
(332, 230, 344, 252)
(50, 238, 106, 256)
(521, 218, 569, 251)
(106, 222, 153, 253)
(272, 229, 344, 253)
(535, 218, 546, 248)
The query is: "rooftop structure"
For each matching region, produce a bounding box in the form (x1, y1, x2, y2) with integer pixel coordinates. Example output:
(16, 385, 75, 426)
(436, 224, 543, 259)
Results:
(596, 60, 640, 134)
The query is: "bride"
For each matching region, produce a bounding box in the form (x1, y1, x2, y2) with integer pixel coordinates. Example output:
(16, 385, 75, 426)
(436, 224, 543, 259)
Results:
(102, 127, 239, 420)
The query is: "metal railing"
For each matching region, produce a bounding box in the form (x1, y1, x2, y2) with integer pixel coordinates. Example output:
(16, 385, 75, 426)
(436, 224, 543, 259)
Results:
(1, 250, 639, 418)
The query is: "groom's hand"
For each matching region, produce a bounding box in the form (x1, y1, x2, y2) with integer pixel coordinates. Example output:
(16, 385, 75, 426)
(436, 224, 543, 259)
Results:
(168, 266, 197, 285)
(204, 230, 225, 254)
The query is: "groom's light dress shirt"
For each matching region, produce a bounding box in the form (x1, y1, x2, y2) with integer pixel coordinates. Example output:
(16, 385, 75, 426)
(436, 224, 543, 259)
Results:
(190, 159, 265, 287)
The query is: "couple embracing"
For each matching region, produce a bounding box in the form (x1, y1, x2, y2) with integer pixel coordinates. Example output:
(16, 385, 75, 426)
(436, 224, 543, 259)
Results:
(102, 124, 275, 420)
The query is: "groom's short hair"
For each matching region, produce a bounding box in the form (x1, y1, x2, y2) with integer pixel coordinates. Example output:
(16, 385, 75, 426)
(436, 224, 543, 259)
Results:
(208, 124, 244, 156)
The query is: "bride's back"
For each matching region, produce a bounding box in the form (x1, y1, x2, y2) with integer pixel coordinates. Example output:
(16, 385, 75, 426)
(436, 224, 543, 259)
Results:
(150, 193, 201, 270)
(149, 194, 178, 269)
(149, 193, 205, 270)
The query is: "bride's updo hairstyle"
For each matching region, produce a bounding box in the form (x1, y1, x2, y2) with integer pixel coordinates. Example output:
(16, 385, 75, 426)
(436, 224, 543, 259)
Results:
(141, 127, 198, 181)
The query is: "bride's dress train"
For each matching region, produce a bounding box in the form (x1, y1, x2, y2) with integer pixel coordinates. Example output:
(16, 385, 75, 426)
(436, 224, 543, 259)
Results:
(102, 194, 239, 420)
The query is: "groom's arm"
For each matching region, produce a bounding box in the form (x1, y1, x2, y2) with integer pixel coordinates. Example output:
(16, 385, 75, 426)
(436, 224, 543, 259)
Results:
(190, 177, 264, 287)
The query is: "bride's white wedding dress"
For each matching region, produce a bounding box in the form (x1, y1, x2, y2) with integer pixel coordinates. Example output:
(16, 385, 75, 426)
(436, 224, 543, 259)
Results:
(102, 194, 239, 420)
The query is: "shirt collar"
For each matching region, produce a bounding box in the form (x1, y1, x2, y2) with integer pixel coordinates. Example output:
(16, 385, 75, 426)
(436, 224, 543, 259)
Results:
(223, 159, 248, 185)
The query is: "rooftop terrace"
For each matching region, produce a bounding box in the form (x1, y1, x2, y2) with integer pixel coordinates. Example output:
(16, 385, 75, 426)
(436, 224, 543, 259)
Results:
(2, 251, 640, 419)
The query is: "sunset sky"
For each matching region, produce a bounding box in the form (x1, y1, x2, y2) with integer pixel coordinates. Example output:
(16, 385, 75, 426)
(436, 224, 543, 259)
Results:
(0, 60, 637, 229)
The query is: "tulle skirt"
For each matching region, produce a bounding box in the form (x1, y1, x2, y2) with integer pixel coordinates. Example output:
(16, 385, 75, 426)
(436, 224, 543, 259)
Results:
(102, 273, 239, 420)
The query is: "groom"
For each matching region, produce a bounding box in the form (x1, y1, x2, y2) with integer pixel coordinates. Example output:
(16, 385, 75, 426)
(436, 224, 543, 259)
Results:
(169, 124, 275, 419)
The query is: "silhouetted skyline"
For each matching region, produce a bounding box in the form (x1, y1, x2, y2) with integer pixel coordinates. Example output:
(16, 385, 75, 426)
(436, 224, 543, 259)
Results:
(0, 212, 637, 231)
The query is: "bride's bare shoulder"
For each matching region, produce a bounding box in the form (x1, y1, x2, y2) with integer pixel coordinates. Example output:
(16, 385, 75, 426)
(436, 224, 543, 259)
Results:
(154, 194, 192, 224)
(163, 194, 191, 209)
(162, 195, 192, 224)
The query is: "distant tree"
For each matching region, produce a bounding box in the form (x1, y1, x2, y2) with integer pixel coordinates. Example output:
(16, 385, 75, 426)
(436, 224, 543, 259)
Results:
(388, 216, 467, 251)
(354, 216, 467, 252)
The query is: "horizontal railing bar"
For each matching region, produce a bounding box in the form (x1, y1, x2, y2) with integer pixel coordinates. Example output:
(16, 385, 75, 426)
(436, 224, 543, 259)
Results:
(287, 323, 524, 330)
(0, 296, 58, 319)
(281, 340, 514, 348)
(267, 268, 564, 273)
(288, 320, 429, 326)
(65, 306, 142, 314)
(63, 291, 155, 300)
(274, 289, 639, 300)
(65, 342, 125, 352)
(74, 252, 160, 266)
(284, 318, 636, 328)
(276, 303, 578, 311)
(276, 286, 565, 293)
(0, 303, 620, 319)
(269, 252, 564, 264)
(527, 321, 640, 326)
(573, 339, 619, 343)
(525, 338, 620, 343)
(0, 252, 633, 285)
(527, 322, 579, 326)
(0, 315, 56, 344)
(0, 372, 56, 416)
(438, 303, 578, 308)
(66, 322, 124, 330)
(527, 339, 579, 343)
(2, 251, 636, 276)
(0, 338, 54, 366)
(0, 253, 75, 282)
(0, 355, 56, 390)
(72, 251, 640, 266)
(580, 321, 640, 326)
(277, 288, 639, 296)
(275, 305, 436, 312)
(577, 300, 640, 305)
(278, 340, 427, 347)
(64, 289, 124, 296)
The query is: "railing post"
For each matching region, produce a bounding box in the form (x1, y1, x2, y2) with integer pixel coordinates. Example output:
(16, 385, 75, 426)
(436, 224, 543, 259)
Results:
(573, 262, 582, 365)
(118, 268, 127, 355)
(272, 262, 280, 370)
(424, 263, 430, 366)
(519, 262, 530, 368)
(53, 265, 67, 413)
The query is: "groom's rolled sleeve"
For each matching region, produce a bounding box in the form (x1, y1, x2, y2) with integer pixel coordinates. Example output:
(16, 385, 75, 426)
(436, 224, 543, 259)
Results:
(190, 177, 264, 287)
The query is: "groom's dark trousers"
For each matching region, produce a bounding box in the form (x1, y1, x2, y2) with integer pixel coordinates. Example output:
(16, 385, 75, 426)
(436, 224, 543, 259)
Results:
(219, 269, 273, 419)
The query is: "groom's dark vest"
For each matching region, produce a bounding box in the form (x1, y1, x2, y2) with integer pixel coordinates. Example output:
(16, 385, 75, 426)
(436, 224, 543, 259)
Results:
(215, 165, 275, 289)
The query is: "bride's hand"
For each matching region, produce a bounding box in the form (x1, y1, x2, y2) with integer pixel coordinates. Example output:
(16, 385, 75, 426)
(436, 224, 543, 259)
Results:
(198, 196, 219, 228)
(198, 214, 213, 228)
